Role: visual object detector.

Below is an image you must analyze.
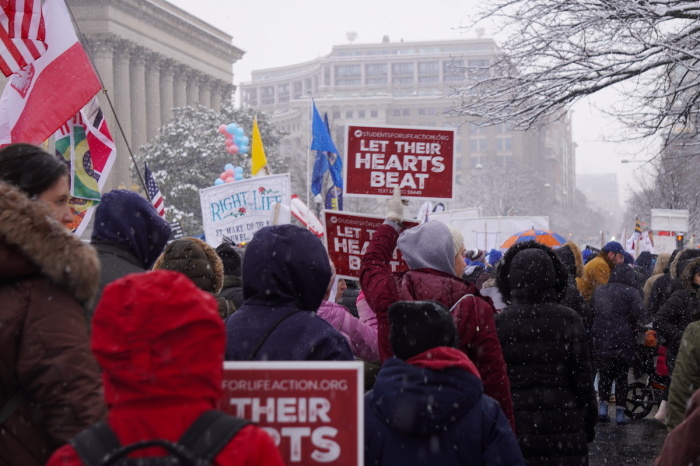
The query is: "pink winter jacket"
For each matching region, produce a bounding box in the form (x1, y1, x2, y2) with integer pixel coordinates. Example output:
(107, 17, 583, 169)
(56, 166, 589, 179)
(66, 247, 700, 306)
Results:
(317, 300, 379, 362)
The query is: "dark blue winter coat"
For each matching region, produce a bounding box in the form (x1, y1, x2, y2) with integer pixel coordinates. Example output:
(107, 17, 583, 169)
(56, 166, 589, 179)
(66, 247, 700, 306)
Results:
(591, 264, 643, 361)
(225, 225, 353, 361)
(364, 352, 524, 466)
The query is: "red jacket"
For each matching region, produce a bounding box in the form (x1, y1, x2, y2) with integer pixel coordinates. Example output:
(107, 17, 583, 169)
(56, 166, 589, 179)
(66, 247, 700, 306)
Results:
(47, 270, 283, 466)
(360, 223, 515, 430)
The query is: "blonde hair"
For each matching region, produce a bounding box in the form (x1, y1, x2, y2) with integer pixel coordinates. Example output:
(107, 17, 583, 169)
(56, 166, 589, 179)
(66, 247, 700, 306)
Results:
(447, 224, 464, 259)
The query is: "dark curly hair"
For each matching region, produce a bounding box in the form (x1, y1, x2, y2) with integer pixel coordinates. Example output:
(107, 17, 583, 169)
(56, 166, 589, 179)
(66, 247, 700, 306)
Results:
(0, 143, 68, 198)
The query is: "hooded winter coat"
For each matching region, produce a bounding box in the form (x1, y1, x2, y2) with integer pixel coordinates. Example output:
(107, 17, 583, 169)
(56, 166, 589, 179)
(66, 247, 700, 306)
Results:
(365, 347, 525, 466)
(667, 318, 700, 431)
(655, 257, 700, 373)
(590, 264, 644, 362)
(225, 225, 353, 361)
(496, 241, 598, 465)
(153, 237, 235, 319)
(0, 182, 106, 466)
(576, 251, 615, 302)
(360, 221, 515, 431)
(647, 249, 700, 319)
(655, 387, 700, 466)
(47, 270, 284, 466)
(88, 190, 172, 319)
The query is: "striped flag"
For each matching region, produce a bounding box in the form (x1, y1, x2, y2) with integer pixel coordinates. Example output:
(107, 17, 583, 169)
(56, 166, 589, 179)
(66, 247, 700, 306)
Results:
(144, 163, 165, 218)
(0, 0, 47, 76)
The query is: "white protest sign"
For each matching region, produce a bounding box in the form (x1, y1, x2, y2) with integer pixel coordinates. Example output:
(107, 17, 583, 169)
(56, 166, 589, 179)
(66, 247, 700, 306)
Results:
(199, 174, 291, 247)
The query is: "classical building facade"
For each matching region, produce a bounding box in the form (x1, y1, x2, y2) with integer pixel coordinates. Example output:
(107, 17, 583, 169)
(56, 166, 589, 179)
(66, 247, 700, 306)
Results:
(240, 38, 575, 209)
(67, 0, 243, 190)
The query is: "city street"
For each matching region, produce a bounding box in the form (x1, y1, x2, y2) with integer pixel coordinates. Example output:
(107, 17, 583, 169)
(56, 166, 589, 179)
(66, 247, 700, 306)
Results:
(589, 410, 667, 465)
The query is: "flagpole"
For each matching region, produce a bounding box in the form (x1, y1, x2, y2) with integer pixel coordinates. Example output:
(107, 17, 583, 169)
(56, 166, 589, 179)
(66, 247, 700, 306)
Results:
(64, 2, 149, 199)
(307, 93, 312, 208)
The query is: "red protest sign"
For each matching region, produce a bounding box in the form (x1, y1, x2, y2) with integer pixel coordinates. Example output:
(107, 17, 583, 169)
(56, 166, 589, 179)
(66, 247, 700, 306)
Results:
(220, 361, 363, 465)
(344, 124, 455, 199)
(324, 211, 418, 280)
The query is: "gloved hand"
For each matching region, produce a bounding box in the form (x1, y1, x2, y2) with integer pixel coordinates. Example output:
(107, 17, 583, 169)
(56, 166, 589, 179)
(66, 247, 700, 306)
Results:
(314, 194, 323, 204)
(386, 186, 404, 221)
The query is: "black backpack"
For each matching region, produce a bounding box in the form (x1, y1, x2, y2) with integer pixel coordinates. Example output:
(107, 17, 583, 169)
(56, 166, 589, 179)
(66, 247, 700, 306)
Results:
(68, 410, 250, 465)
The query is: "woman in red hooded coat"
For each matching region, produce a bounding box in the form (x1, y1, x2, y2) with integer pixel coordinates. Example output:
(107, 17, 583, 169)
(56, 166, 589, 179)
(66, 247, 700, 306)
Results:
(47, 270, 283, 466)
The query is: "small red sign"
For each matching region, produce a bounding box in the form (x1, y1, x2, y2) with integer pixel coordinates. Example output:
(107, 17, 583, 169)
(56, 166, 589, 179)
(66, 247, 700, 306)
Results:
(324, 211, 418, 280)
(344, 124, 455, 199)
(220, 361, 363, 465)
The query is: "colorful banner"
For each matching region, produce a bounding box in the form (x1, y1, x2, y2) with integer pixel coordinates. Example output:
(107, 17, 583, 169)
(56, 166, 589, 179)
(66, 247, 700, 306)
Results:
(219, 361, 363, 466)
(199, 173, 291, 247)
(344, 124, 455, 199)
(323, 210, 418, 280)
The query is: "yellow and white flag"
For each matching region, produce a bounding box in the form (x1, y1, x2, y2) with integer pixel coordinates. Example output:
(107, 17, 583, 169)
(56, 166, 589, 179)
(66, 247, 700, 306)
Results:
(251, 116, 269, 177)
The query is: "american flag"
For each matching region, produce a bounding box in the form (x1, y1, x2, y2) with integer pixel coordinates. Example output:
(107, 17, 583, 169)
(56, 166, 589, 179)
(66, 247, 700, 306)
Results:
(0, 0, 48, 76)
(144, 163, 165, 218)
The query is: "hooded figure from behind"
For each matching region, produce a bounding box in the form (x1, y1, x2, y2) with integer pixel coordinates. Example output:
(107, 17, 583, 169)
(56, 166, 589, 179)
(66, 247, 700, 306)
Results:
(153, 237, 235, 319)
(225, 225, 353, 361)
(216, 242, 245, 309)
(46, 270, 284, 466)
(496, 241, 597, 465)
(364, 300, 525, 466)
(89, 189, 171, 318)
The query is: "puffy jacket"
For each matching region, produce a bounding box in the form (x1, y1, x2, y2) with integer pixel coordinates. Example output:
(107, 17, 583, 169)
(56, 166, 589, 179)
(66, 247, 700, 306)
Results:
(496, 241, 598, 465)
(591, 265, 644, 361)
(317, 300, 379, 361)
(365, 347, 524, 466)
(226, 225, 353, 361)
(577, 253, 614, 302)
(667, 318, 700, 431)
(47, 270, 283, 466)
(359, 223, 515, 431)
(655, 257, 700, 372)
(0, 182, 106, 466)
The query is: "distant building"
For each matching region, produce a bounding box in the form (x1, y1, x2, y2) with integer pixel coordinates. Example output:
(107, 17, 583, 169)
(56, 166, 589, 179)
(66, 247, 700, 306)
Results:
(67, 0, 243, 190)
(240, 38, 575, 208)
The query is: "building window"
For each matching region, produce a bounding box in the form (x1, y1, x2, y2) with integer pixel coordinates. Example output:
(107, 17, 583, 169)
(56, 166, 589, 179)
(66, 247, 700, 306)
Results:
(333, 111, 341, 119)
(365, 63, 387, 76)
(469, 122, 486, 135)
(335, 64, 361, 86)
(402, 109, 410, 117)
(324, 67, 331, 86)
(346, 110, 353, 118)
(358, 110, 366, 118)
(392, 62, 414, 75)
(244, 88, 257, 106)
(392, 76, 413, 84)
(391, 109, 402, 117)
(261, 86, 274, 105)
(496, 137, 513, 152)
(418, 75, 439, 83)
(278, 84, 289, 103)
(496, 122, 513, 134)
(418, 61, 439, 75)
(370, 109, 379, 118)
(418, 108, 437, 116)
(469, 138, 487, 153)
(443, 60, 465, 82)
(293, 81, 303, 99)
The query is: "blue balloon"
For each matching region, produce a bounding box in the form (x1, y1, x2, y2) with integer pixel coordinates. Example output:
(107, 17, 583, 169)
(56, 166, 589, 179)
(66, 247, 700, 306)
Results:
(224, 163, 234, 171)
(239, 145, 250, 155)
(234, 173, 244, 181)
(234, 135, 243, 146)
(214, 178, 225, 186)
(239, 136, 250, 146)
(234, 127, 245, 137)
(234, 166, 244, 174)
(226, 123, 238, 134)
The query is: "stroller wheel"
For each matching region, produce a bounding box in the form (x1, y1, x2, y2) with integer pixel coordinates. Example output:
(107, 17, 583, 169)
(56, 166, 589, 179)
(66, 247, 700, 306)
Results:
(624, 382, 654, 420)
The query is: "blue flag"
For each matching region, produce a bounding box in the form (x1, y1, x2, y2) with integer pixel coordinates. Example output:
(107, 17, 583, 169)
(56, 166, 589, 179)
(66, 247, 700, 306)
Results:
(310, 102, 343, 196)
(311, 101, 338, 154)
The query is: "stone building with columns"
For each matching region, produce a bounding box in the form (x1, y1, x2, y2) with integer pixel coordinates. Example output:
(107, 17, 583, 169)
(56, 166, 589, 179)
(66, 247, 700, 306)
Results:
(66, 0, 243, 190)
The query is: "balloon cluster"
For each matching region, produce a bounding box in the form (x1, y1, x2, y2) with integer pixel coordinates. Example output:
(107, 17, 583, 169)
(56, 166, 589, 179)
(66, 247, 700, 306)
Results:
(218, 123, 250, 155)
(214, 163, 244, 186)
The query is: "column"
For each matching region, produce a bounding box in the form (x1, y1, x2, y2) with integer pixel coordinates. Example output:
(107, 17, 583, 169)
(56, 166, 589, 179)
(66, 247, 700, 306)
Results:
(209, 81, 222, 111)
(186, 69, 200, 106)
(110, 40, 133, 191)
(159, 58, 176, 124)
(173, 64, 188, 109)
(145, 53, 162, 141)
(198, 76, 212, 109)
(130, 48, 148, 151)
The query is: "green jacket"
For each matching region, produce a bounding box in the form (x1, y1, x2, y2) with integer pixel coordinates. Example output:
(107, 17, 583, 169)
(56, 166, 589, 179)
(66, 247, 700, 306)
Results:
(667, 316, 700, 431)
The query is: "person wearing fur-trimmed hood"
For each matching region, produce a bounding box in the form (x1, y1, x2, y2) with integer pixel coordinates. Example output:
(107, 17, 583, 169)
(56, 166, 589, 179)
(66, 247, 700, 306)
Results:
(496, 241, 597, 465)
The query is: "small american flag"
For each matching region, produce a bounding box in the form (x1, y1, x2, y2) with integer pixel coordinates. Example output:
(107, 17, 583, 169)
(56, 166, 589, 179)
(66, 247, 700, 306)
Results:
(0, 0, 48, 76)
(144, 162, 165, 218)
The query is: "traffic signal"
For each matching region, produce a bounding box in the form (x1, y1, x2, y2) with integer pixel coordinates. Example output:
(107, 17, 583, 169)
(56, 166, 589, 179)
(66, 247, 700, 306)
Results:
(677, 234, 685, 248)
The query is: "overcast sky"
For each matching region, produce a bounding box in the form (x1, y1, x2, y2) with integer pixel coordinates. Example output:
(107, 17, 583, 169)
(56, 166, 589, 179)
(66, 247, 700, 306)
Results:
(168, 0, 656, 204)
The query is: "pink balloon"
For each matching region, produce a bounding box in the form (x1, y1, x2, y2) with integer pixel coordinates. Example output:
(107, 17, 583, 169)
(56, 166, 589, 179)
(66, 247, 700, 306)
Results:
(225, 176, 234, 183)
(220, 172, 227, 181)
(225, 168, 234, 177)
(226, 144, 239, 154)
(218, 124, 228, 135)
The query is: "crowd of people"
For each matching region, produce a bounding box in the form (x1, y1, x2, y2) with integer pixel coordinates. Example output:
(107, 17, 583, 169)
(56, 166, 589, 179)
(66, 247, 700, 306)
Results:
(1, 143, 699, 464)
